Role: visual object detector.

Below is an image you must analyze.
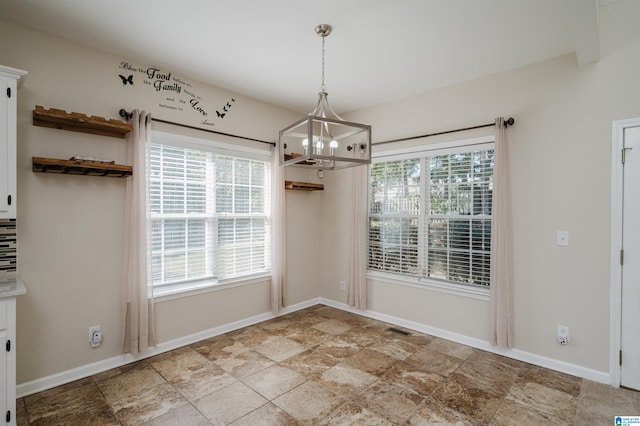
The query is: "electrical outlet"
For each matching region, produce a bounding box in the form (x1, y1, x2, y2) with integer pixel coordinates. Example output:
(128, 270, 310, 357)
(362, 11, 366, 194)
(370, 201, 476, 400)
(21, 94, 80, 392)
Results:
(557, 325, 569, 345)
(340, 280, 346, 291)
(88, 325, 102, 348)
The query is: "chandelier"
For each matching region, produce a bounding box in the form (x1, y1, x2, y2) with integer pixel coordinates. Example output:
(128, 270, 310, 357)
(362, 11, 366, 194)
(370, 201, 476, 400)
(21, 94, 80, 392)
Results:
(279, 24, 371, 170)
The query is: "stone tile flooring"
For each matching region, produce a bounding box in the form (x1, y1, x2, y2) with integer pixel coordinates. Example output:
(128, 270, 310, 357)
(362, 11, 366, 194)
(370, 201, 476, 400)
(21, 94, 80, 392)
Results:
(17, 304, 640, 425)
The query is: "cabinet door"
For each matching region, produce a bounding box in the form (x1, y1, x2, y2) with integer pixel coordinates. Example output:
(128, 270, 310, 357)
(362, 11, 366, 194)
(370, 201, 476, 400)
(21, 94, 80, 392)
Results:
(0, 331, 6, 424)
(0, 76, 17, 218)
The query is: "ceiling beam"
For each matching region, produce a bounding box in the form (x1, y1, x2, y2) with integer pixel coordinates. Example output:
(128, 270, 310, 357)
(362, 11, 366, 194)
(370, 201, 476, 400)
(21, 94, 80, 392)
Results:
(568, 0, 600, 65)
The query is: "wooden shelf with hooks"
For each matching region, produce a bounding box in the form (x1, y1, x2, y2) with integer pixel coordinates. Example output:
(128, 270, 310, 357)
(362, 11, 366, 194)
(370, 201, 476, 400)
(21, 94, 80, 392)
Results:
(32, 105, 133, 138)
(284, 181, 324, 191)
(32, 157, 132, 178)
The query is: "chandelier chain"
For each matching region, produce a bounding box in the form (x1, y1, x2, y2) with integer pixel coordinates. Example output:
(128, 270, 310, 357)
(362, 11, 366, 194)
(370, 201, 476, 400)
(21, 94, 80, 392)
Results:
(278, 24, 372, 171)
(321, 34, 326, 92)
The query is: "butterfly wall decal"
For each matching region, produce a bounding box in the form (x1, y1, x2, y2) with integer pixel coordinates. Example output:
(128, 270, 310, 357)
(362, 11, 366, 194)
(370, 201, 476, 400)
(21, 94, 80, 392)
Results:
(215, 97, 237, 119)
(119, 74, 134, 85)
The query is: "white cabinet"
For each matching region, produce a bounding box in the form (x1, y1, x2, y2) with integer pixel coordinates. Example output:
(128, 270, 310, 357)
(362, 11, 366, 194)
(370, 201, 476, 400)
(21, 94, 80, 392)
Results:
(0, 300, 11, 425)
(0, 279, 26, 426)
(0, 66, 27, 219)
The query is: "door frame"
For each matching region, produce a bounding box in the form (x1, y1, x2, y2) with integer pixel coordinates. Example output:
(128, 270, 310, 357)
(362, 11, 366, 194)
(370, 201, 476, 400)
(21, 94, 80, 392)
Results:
(610, 117, 640, 387)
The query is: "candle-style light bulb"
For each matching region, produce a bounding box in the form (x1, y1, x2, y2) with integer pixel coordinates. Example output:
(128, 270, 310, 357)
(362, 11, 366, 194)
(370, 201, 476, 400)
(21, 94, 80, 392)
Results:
(329, 140, 338, 156)
(302, 138, 309, 155)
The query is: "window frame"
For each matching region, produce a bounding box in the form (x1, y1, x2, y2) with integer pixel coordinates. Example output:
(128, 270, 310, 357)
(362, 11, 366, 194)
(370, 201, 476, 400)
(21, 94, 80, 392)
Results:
(148, 131, 272, 299)
(368, 135, 494, 300)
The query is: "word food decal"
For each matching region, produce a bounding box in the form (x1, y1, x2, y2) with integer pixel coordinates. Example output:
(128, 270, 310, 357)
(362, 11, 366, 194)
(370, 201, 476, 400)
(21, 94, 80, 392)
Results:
(117, 61, 236, 128)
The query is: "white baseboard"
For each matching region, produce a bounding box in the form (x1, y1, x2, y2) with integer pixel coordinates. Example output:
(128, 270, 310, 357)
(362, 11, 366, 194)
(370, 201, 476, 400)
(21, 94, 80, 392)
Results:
(318, 298, 610, 385)
(18, 296, 609, 397)
(16, 298, 321, 398)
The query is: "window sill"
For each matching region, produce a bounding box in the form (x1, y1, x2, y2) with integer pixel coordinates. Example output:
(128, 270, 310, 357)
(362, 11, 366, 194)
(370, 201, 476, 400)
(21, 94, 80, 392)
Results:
(154, 273, 271, 303)
(366, 271, 490, 301)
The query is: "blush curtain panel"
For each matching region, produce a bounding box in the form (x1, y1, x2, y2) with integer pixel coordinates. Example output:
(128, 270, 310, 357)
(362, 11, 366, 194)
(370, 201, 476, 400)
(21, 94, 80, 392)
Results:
(490, 116, 514, 348)
(271, 148, 286, 314)
(121, 110, 156, 355)
(348, 165, 368, 310)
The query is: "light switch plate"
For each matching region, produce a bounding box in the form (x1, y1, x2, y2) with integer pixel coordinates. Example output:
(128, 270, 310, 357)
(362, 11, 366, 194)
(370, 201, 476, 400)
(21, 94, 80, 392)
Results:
(557, 231, 569, 246)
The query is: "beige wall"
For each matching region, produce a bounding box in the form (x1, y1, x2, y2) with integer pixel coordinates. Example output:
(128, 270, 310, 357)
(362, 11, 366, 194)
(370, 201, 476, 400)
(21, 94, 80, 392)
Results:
(0, 20, 320, 384)
(321, 0, 640, 374)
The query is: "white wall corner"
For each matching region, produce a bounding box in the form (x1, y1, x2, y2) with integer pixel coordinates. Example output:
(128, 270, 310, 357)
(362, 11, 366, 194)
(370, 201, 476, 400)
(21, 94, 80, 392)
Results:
(568, 0, 601, 65)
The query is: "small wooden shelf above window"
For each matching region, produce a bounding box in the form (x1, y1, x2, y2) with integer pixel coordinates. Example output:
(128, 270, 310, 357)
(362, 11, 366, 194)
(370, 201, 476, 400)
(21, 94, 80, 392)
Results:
(32, 157, 133, 178)
(284, 181, 324, 191)
(33, 105, 133, 138)
(283, 153, 316, 166)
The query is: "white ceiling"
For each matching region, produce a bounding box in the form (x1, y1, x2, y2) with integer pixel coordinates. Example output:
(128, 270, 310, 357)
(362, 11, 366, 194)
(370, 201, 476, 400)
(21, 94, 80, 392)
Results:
(0, 0, 604, 114)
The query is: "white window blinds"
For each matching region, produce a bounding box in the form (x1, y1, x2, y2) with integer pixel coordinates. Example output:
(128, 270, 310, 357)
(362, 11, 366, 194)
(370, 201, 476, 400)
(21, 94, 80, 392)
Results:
(368, 159, 421, 276)
(368, 146, 493, 288)
(149, 141, 270, 290)
(214, 155, 270, 279)
(426, 150, 493, 286)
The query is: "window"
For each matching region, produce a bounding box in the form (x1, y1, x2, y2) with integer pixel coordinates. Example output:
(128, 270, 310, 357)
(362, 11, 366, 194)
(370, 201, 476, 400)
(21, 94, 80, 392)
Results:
(148, 134, 271, 294)
(368, 141, 493, 289)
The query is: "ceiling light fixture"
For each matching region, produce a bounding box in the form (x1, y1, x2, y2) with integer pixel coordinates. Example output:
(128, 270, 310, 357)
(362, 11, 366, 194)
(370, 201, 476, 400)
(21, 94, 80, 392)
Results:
(279, 24, 371, 170)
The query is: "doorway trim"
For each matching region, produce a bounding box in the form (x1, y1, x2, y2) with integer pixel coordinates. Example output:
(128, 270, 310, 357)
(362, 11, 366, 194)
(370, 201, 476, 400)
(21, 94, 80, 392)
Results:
(610, 117, 640, 387)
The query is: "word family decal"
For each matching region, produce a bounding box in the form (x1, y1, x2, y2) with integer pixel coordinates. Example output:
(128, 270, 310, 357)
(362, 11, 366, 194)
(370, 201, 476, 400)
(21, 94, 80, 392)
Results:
(117, 61, 238, 127)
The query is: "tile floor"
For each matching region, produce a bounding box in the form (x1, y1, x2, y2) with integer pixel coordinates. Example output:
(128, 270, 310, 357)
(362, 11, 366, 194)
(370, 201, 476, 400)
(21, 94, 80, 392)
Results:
(16, 304, 640, 425)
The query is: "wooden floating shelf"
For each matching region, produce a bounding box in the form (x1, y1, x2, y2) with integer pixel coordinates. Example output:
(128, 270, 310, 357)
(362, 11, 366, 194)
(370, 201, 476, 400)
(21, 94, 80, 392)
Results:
(283, 153, 316, 166)
(285, 181, 324, 191)
(284, 153, 303, 161)
(33, 105, 133, 138)
(32, 157, 133, 178)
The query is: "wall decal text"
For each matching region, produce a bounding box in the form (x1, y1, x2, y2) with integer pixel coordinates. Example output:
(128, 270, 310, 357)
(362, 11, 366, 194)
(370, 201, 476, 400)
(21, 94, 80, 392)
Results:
(117, 61, 238, 127)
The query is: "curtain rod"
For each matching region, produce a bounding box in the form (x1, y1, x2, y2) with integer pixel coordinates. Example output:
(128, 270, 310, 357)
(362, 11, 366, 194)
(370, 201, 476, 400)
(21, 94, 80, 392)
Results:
(373, 117, 515, 146)
(118, 109, 276, 147)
